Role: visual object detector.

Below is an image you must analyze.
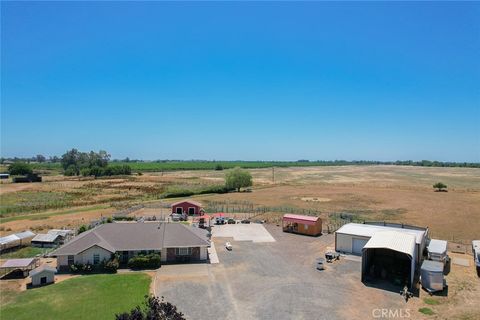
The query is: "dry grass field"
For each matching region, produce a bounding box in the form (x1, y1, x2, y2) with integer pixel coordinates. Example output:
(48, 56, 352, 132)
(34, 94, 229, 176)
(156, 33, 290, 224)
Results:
(1, 165, 479, 243)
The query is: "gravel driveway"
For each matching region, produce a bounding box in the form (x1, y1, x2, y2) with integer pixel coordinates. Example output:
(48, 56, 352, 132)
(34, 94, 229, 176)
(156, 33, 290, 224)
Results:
(155, 225, 407, 320)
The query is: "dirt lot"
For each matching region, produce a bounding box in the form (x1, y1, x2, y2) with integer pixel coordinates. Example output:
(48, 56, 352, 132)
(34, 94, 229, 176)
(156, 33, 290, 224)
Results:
(155, 224, 480, 320)
(1, 166, 479, 243)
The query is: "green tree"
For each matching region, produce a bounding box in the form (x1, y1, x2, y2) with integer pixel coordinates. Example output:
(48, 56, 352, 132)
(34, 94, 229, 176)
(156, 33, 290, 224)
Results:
(35, 154, 46, 163)
(225, 167, 252, 192)
(116, 295, 185, 320)
(77, 224, 89, 234)
(433, 182, 447, 192)
(8, 162, 33, 175)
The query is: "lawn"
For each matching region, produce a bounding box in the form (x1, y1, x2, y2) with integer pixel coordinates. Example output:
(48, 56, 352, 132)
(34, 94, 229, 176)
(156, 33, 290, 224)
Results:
(1, 273, 151, 320)
(0, 246, 50, 259)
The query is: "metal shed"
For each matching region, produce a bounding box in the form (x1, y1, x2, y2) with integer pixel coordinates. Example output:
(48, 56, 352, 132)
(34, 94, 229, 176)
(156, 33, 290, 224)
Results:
(420, 260, 445, 293)
(0, 231, 35, 252)
(362, 231, 417, 288)
(0, 258, 39, 278)
(29, 265, 56, 286)
(335, 223, 427, 262)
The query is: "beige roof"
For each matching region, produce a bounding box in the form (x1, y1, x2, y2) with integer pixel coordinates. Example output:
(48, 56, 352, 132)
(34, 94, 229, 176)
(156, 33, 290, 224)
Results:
(52, 222, 209, 256)
(363, 231, 416, 257)
(170, 199, 203, 207)
(29, 265, 57, 277)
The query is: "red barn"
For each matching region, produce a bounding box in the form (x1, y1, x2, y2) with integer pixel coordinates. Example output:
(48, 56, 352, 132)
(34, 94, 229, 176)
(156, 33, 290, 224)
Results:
(171, 200, 203, 215)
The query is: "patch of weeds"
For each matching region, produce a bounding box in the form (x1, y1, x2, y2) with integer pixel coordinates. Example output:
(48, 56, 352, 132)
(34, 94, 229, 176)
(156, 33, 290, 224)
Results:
(418, 307, 435, 315)
(423, 298, 441, 305)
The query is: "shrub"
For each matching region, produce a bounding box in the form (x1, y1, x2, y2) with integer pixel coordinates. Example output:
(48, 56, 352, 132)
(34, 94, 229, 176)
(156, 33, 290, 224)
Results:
(77, 224, 89, 234)
(214, 164, 223, 171)
(64, 165, 78, 176)
(103, 258, 119, 273)
(433, 182, 447, 192)
(80, 168, 91, 176)
(8, 162, 33, 175)
(128, 253, 161, 269)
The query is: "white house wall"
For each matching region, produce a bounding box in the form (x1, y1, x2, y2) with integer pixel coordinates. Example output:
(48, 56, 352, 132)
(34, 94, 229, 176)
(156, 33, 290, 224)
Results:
(200, 247, 207, 260)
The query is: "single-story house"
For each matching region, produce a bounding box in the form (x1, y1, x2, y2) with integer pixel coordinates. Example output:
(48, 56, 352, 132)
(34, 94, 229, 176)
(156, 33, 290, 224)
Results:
(29, 265, 56, 286)
(52, 222, 209, 268)
(335, 222, 429, 289)
(0, 231, 36, 252)
(32, 229, 74, 248)
(171, 200, 203, 215)
(282, 214, 322, 236)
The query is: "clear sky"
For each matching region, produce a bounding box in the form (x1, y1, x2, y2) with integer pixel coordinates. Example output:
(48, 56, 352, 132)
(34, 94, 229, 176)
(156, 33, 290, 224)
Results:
(1, 2, 479, 161)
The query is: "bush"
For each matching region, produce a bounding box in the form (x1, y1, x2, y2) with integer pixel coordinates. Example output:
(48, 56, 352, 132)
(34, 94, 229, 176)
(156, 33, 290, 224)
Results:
(8, 162, 33, 175)
(80, 168, 91, 176)
(433, 182, 447, 192)
(77, 224, 89, 234)
(127, 253, 161, 269)
(69, 263, 93, 273)
(103, 258, 119, 273)
(64, 165, 78, 176)
(214, 164, 223, 171)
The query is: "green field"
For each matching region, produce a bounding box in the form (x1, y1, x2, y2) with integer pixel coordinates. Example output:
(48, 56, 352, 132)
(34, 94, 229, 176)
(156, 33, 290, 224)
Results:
(0, 246, 50, 259)
(1, 273, 151, 320)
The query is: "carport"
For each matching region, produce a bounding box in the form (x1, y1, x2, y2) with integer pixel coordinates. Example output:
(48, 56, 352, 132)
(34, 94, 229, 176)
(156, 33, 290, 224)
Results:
(361, 231, 416, 289)
(0, 258, 39, 278)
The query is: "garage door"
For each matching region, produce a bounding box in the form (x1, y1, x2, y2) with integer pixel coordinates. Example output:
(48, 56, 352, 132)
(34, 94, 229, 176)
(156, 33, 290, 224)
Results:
(352, 238, 369, 255)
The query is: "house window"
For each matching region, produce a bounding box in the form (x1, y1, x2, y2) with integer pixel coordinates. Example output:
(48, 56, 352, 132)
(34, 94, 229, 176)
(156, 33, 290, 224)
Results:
(175, 248, 192, 256)
(67, 255, 74, 265)
(93, 254, 100, 264)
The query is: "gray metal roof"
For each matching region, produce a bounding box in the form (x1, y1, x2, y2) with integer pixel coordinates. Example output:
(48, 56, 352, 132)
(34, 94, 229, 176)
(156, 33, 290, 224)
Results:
(29, 265, 57, 277)
(0, 258, 36, 269)
(336, 223, 426, 245)
(0, 231, 36, 245)
(52, 222, 209, 256)
(15, 231, 36, 240)
(48, 229, 73, 237)
(32, 234, 59, 243)
(363, 231, 416, 257)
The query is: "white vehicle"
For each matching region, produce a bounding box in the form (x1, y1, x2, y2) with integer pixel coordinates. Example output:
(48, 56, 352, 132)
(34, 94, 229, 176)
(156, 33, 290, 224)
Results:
(225, 242, 232, 251)
(472, 240, 480, 276)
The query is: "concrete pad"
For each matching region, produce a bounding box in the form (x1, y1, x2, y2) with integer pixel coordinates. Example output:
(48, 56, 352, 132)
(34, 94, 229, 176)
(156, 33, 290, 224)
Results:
(208, 242, 219, 264)
(211, 224, 276, 243)
(452, 257, 470, 267)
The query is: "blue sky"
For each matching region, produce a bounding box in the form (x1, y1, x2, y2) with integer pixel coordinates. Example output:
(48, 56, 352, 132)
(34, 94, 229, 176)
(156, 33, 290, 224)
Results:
(1, 2, 479, 161)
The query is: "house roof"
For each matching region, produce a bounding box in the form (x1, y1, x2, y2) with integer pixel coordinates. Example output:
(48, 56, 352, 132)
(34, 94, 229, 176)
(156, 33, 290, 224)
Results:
(427, 239, 448, 255)
(283, 214, 320, 225)
(171, 200, 203, 207)
(29, 265, 57, 277)
(335, 223, 426, 245)
(32, 234, 60, 243)
(363, 231, 416, 258)
(163, 224, 209, 248)
(52, 222, 209, 256)
(1, 258, 36, 269)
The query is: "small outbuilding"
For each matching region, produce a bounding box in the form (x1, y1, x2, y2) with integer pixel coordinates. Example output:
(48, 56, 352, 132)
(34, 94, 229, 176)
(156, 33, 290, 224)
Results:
(362, 231, 417, 288)
(171, 200, 203, 216)
(0, 231, 36, 252)
(29, 265, 56, 286)
(282, 214, 322, 236)
(0, 258, 39, 278)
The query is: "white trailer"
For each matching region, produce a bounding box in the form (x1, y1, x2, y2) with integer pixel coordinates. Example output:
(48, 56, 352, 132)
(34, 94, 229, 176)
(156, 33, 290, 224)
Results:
(473, 240, 480, 277)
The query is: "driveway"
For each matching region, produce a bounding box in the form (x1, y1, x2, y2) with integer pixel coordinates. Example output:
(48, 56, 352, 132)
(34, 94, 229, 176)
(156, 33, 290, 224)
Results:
(155, 225, 408, 320)
(211, 223, 276, 243)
